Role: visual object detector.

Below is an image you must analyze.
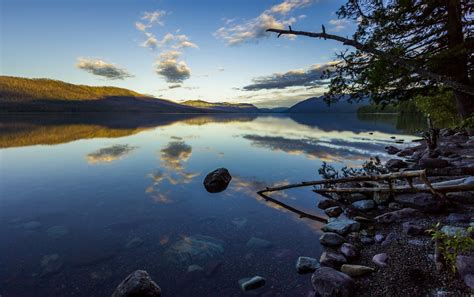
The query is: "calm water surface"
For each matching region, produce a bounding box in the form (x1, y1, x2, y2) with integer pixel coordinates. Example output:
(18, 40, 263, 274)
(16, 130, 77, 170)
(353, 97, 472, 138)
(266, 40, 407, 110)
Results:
(0, 113, 424, 297)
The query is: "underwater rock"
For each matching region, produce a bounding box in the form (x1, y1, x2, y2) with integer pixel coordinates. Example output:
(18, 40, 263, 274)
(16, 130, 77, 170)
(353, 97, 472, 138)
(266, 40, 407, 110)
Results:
(164, 235, 224, 265)
(40, 254, 63, 276)
(203, 168, 232, 193)
(231, 217, 248, 228)
(246, 237, 272, 250)
(46, 225, 69, 238)
(23, 221, 42, 231)
(239, 276, 266, 291)
(112, 270, 161, 297)
(125, 237, 144, 249)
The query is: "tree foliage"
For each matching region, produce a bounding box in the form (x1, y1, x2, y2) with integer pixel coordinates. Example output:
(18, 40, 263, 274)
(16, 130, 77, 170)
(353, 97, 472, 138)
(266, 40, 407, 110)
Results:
(324, 0, 473, 117)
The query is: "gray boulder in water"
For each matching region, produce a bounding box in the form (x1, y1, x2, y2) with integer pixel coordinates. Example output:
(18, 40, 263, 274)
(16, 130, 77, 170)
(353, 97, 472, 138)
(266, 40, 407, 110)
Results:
(311, 267, 355, 297)
(112, 270, 161, 297)
(164, 235, 224, 265)
(203, 168, 232, 193)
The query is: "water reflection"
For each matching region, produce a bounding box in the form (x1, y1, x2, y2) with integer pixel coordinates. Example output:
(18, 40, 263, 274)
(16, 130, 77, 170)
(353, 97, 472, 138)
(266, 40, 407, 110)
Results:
(0, 112, 425, 297)
(86, 144, 136, 164)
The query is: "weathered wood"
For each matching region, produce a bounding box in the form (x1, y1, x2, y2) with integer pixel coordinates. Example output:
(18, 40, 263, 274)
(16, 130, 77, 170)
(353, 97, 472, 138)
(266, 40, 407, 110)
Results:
(257, 191, 328, 223)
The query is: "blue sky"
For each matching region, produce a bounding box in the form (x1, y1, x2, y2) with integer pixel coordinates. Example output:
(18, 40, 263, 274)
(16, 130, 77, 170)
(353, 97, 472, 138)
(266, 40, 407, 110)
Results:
(1, 0, 355, 107)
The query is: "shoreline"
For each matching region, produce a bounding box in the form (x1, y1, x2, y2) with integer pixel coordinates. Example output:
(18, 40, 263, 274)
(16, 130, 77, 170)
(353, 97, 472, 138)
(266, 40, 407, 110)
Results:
(310, 128, 474, 296)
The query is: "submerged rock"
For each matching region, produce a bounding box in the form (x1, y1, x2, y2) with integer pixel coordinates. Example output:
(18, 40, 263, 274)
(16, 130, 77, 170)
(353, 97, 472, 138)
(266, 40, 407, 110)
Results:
(125, 237, 144, 249)
(23, 221, 42, 231)
(164, 235, 224, 265)
(203, 168, 232, 193)
(320, 232, 345, 247)
(40, 254, 63, 276)
(246, 237, 272, 250)
(296, 256, 320, 274)
(46, 225, 69, 238)
(231, 217, 248, 228)
(112, 270, 161, 297)
(311, 267, 355, 297)
(341, 264, 375, 277)
(239, 276, 266, 291)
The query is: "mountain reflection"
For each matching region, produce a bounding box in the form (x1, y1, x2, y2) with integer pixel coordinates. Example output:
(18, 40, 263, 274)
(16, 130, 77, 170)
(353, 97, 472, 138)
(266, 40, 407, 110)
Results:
(86, 144, 136, 164)
(243, 134, 389, 163)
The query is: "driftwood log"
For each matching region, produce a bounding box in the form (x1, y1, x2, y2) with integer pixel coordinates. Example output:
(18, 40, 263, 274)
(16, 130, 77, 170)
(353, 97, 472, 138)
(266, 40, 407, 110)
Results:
(257, 167, 474, 222)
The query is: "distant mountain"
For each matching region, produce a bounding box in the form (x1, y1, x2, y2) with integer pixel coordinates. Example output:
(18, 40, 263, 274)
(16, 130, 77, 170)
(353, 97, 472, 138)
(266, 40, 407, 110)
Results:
(181, 100, 260, 113)
(285, 95, 370, 113)
(0, 76, 206, 113)
(258, 107, 288, 113)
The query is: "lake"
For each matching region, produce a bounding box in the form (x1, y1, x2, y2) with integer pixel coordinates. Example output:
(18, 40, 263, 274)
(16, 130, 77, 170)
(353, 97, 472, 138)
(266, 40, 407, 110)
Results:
(0, 113, 425, 296)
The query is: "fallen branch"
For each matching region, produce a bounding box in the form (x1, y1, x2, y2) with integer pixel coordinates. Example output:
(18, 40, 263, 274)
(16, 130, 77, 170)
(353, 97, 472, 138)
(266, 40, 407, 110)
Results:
(266, 27, 474, 96)
(257, 191, 328, 223)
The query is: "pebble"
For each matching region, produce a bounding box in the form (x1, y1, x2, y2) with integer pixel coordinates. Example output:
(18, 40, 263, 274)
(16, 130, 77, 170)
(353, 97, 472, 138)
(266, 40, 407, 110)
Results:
(239, 276, 266, 291)
(372, 253, 389, 267)
(341, 264, 375, 277)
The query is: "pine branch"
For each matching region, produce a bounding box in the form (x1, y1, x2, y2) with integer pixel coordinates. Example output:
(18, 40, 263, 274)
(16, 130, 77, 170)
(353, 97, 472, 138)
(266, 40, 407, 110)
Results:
(266, 27, 474, 96)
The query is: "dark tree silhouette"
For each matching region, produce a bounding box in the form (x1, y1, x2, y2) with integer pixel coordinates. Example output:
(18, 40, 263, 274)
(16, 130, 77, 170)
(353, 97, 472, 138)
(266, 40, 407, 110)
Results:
(268, 0, 473, 120)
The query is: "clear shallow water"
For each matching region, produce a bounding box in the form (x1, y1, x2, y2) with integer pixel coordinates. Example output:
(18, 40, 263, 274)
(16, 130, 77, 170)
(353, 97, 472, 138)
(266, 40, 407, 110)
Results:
(0, 113, 424, 297)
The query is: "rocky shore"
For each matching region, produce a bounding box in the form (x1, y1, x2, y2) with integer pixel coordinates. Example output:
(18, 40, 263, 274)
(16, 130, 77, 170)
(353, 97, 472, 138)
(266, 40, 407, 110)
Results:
(306, 129, 474, 296)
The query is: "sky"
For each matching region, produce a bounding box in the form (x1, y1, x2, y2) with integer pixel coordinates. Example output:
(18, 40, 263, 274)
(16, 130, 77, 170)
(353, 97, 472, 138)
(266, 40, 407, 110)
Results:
(1, 0, 356, 107)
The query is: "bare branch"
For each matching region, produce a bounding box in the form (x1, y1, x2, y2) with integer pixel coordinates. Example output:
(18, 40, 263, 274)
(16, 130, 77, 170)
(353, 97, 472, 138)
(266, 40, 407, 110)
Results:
(266, 27, 474, 96)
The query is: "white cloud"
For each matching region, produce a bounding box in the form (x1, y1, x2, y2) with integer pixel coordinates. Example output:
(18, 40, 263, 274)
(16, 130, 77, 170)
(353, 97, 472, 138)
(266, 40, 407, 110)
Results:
(135, 22, 149, 32)
(141, 10, 166, 26)
(141, 32, 159, 49)
(328, 19, 350, 32)
(155, 51, 191, 83)
(270, 0, 313, 14)
(215, 0, 316, 45)
(76, 58, 133, 80)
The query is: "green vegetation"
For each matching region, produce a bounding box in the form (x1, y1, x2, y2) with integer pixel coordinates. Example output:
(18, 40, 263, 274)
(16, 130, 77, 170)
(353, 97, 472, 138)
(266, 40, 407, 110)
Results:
(427, 223, 474, 273)
(413, 89, 460, 128)
(0, 76, 143, 101)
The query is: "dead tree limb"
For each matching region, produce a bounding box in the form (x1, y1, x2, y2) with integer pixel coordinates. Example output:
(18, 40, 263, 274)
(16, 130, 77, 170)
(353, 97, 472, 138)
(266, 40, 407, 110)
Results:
(266, 27, 474, 96)
(257, 191, 328, 223)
